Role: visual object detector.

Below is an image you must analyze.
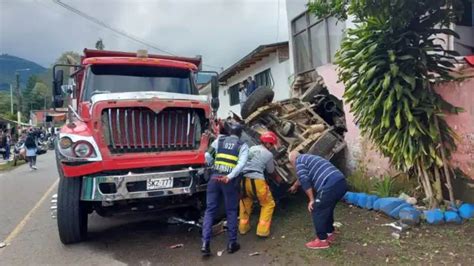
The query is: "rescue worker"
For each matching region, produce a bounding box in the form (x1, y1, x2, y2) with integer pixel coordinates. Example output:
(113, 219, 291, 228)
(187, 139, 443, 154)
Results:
(201, 121, 249, 256)
(288, 150, 347, 250)
(239, 131, 278, 237)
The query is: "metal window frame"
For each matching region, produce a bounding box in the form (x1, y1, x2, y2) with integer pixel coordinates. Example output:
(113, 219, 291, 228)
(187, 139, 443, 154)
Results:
(291, 10, 333, 75)
(255, 68, 272, 87)
(228, 83, 240, 106)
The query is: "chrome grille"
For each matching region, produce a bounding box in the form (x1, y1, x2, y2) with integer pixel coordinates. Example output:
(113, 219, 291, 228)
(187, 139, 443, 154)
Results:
(102, 107, 201, 153)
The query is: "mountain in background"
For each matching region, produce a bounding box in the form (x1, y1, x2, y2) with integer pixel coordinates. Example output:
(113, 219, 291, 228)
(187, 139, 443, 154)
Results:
(0, 54, 48, 91)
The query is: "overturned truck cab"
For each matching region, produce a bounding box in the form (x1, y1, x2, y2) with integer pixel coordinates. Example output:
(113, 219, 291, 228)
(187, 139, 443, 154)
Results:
(238, 76, 347, 184)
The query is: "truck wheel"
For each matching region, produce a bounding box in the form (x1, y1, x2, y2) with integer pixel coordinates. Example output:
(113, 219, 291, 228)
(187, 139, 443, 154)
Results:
(241, 87, 274, 119)
(57, 177, 88, 244)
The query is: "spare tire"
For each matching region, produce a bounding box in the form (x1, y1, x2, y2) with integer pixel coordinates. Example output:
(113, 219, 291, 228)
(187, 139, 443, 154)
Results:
(241, 87, 274, 119)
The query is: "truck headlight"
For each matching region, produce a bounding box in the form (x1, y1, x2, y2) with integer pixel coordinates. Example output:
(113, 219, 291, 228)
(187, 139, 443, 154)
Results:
(73, 141, 93, 158)
(57, 134, 102, 161)
(59, 137, 73, 149)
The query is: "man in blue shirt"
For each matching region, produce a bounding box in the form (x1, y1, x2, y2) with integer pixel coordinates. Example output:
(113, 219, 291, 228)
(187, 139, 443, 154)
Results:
(288, 150, 347, 250)
(201, 122, 249, 256)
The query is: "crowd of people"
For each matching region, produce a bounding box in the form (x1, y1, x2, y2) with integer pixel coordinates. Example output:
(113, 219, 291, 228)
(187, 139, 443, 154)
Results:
(200, 120, 348, 256)
(0, 126, 56, 170)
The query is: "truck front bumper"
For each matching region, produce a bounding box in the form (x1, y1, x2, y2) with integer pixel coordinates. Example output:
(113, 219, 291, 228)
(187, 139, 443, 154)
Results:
(81, 168, 208, 201)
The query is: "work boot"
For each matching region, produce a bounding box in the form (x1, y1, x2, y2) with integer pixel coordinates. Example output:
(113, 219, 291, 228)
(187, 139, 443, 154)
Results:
(305, 238, 330, 250)
(227, 242, 240, 254)
(201, 242, 211, 257)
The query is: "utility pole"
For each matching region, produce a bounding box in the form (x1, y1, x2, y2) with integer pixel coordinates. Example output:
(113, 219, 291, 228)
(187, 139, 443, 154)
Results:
(16, 72, 21, 124)
(15, 68, 30, 125)
(10, 83, 14, 114)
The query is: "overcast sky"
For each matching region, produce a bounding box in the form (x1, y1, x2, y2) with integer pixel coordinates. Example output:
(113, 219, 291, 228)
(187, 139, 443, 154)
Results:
(0, 0, 289, 71)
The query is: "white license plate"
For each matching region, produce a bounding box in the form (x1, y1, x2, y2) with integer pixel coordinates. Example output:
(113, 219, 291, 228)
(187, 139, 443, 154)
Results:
(146, 177, 173, 190)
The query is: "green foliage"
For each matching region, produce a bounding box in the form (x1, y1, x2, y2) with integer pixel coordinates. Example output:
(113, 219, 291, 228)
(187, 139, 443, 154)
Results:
(372, 175, 395, 197)
(308, 0, 463, 206)
(95, 38, 105, 50)
(347, 169, 373, 193)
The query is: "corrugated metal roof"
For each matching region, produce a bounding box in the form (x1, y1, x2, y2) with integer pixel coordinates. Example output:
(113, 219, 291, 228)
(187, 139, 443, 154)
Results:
(218, 41, 288, 82)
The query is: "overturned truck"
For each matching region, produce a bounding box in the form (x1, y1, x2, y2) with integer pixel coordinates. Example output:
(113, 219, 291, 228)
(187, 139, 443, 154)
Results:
(238, 77, 347, 184)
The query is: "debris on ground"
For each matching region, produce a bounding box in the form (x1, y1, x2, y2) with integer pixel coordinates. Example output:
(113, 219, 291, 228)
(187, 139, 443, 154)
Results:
(381, 221, 410, 232)
(217, 250, 225, 257)
(249, 252, 260, 256)
(0, 242, 6, 248)
(333, 221, 343, 228)
(212, 220, 227, 236)
(391, 232, 400, 240)
(281, 235, 286, 239)
(167, 217, 202, 228)
(169, 244, 183, 249)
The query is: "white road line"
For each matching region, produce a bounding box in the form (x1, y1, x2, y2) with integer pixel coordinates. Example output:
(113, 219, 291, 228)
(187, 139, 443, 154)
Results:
(0, 178, 59, 249)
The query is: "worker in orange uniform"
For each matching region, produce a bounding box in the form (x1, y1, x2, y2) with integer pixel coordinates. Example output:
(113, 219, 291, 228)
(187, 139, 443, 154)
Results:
(239, 131, 279, 237)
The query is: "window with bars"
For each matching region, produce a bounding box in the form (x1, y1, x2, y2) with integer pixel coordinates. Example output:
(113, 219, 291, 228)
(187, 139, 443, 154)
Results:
(291, 12, 345, 74)
(255, 69, 272, 87)
(228, 83, 240, 106)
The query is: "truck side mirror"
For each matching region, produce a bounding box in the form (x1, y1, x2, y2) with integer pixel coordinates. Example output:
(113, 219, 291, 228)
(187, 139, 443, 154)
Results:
(211, 76, 219, 112)
(53, 69, 64, 108)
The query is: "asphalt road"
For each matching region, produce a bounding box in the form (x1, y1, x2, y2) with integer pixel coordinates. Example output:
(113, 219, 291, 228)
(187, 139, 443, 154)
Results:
(0, 152, 277, 265)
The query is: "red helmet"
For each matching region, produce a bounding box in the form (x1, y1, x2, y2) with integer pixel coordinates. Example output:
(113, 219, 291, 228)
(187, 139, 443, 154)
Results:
(260, 131, 278, 145)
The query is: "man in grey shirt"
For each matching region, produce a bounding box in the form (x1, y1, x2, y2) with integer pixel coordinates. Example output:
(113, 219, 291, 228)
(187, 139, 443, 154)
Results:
(239, 131, 279, 237)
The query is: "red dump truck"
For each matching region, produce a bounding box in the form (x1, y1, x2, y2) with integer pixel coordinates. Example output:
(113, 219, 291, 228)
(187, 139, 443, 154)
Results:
(51, 49, 220, 244)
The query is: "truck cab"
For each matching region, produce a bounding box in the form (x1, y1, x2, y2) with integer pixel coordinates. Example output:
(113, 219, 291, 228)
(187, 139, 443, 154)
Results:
(52, 49, 219, 244)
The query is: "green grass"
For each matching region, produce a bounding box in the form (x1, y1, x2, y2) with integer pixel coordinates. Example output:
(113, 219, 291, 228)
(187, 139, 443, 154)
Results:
(0, 160, 26, 171)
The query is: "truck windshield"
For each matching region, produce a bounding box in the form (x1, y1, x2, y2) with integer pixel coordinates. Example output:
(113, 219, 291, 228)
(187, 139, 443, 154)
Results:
(83, 64, 193, 100)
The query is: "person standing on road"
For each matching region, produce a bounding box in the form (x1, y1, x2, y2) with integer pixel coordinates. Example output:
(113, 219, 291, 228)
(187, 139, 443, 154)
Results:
(239, 131, 279, 237)
(4, 130, 12, 160)
(25, 132, 38, 170)
(288, 151, 347, 250)
(201, 121, 249, 256)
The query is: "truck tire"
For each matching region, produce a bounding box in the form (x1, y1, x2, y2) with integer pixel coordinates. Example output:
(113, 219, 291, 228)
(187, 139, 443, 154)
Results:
(57, 177, 88, 244)
(241, 87, 274, 119)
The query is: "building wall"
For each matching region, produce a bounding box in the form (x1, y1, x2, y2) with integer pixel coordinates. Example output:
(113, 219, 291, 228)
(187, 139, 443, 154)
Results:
(435, 71, 474, 179)
(285, 0, 307, 78)
(202, 53, 291, 119)
(286, 1, 474, 181)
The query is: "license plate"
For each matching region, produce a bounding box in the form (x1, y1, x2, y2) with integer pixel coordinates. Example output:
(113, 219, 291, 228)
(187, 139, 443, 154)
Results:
(146, 177, 173, 190)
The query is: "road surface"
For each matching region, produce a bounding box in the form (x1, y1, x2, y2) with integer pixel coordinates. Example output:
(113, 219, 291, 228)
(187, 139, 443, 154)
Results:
(0, 152, 278, 265)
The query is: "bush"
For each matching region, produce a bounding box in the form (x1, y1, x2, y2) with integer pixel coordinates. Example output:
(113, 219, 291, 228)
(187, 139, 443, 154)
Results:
(372, 175, 395, 197)
(347, 170, 373, 194)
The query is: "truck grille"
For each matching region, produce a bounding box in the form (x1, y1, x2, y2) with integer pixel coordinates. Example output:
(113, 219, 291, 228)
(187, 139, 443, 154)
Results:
(102, 107, 200, 153)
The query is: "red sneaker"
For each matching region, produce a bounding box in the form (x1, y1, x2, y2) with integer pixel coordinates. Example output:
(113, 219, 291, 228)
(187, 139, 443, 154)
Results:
(327, 233, 336, 243)
(305, 238, 330, 249)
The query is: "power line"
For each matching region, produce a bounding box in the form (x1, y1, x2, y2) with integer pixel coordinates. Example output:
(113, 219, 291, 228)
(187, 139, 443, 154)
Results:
(51, 0, 223, 70)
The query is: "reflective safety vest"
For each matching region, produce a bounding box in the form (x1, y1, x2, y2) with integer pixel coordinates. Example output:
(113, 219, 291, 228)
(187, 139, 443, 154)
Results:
(213, 136, 243, 175)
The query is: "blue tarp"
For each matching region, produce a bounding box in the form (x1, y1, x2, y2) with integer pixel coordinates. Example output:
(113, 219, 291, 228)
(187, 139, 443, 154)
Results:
(424, 209, 445, 224)
(459, 203, 474, 219)
(444, 211, 462, 224)
(343, 191, 473, 225)
(399, 206, 421, 224)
